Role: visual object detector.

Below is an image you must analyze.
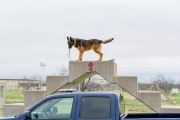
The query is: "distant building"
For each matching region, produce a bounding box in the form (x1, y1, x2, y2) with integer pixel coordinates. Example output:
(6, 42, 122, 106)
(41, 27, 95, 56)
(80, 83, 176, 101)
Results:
(0, 79, 40, 90)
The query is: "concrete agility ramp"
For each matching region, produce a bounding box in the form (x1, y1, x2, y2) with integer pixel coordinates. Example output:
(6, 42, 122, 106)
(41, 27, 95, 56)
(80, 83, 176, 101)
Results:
(46, 61, 180, 113)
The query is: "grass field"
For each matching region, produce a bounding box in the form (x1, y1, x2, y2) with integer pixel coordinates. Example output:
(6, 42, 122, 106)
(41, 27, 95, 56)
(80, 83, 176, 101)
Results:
(161, 92, 180, 105)
(0, 90, 180, 116)
(6, 90, 24, 104)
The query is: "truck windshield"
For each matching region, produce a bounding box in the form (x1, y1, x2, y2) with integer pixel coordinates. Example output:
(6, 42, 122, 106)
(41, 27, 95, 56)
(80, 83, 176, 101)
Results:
(80, 97, 110, 119)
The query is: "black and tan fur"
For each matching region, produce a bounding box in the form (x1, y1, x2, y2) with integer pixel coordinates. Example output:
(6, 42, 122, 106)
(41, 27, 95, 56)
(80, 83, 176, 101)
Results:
(67, 36, 114, 61)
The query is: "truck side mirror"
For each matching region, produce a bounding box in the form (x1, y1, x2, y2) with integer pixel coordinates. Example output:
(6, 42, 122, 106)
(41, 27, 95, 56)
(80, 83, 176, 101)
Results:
(24, 111, 31, 120)
(51, 107, 58, 114)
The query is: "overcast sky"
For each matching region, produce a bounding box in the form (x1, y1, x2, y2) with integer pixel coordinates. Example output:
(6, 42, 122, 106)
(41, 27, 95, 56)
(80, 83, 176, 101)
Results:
(0, 0, 179, 83)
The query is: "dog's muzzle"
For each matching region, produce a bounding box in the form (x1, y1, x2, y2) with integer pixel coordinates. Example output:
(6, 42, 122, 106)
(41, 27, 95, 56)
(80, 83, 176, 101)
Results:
(68, 43, 73, 49)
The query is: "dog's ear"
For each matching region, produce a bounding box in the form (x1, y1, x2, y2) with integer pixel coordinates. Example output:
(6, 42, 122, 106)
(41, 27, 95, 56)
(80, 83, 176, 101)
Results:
(67, 37, 69, 40)
(70, 36, 73, 41)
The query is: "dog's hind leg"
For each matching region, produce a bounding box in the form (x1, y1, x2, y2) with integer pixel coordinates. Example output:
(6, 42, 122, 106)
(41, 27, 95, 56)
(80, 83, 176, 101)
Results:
(80, 51, 84, 61)
(94, 50, 103, 61)
(93, 44, 103, 61)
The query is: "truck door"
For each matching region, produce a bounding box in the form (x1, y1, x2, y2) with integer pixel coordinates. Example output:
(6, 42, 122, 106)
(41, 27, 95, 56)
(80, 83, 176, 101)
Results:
(29, 94, 77, 120)
(75, 94, 116, 120)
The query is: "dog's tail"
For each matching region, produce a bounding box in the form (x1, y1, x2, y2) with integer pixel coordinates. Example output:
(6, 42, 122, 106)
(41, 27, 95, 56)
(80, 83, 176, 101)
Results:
(103, 38, 114, 44)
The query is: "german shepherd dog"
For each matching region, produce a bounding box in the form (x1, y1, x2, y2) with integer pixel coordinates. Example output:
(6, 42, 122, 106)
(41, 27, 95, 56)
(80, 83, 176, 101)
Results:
(67, 36, 114, 61)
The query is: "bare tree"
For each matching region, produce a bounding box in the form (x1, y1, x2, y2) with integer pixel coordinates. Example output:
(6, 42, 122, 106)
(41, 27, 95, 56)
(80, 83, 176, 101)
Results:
(79, 75, 105, 92)
(53, 65, 68, 75)
(72, 75, 120, 92)
(16, 75, 41, 97)
(150, 74, 175, 94)
(70, 74, 102, 91)
(18, 75, 41, 91)
(80, 76, 92, 92)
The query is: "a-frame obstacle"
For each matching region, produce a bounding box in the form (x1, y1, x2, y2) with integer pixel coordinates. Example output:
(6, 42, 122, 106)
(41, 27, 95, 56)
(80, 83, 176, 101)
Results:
(45, 61, 180, 113)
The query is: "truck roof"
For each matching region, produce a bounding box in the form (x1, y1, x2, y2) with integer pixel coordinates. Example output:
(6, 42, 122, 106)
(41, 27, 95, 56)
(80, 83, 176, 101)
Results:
(47, 92, 122, 98)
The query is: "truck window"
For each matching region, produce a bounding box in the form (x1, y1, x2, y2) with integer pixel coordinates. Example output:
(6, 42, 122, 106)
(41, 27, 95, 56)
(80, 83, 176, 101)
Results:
(31, 97, 73, 120)
(80, 97, 110, 119)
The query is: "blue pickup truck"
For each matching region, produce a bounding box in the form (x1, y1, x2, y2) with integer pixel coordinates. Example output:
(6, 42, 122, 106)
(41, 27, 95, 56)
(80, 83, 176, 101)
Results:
(1, 92, 180, 120)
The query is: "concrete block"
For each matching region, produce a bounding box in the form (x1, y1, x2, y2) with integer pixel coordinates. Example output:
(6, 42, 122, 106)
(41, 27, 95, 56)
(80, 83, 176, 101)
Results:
(46, 76, 69, 95)
(137, 91, 161, 112)
(113, 76, 138, 96)
(161, 106, 180, 113)
(3, 104, 24, 117)
(24, 90, 46, 110)
(69, 61, 117, 83)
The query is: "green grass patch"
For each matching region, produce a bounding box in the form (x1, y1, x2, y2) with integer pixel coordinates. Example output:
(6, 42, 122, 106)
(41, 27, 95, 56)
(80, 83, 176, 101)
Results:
(6, 90, 24, 104)
(161, 92, 180, 105)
